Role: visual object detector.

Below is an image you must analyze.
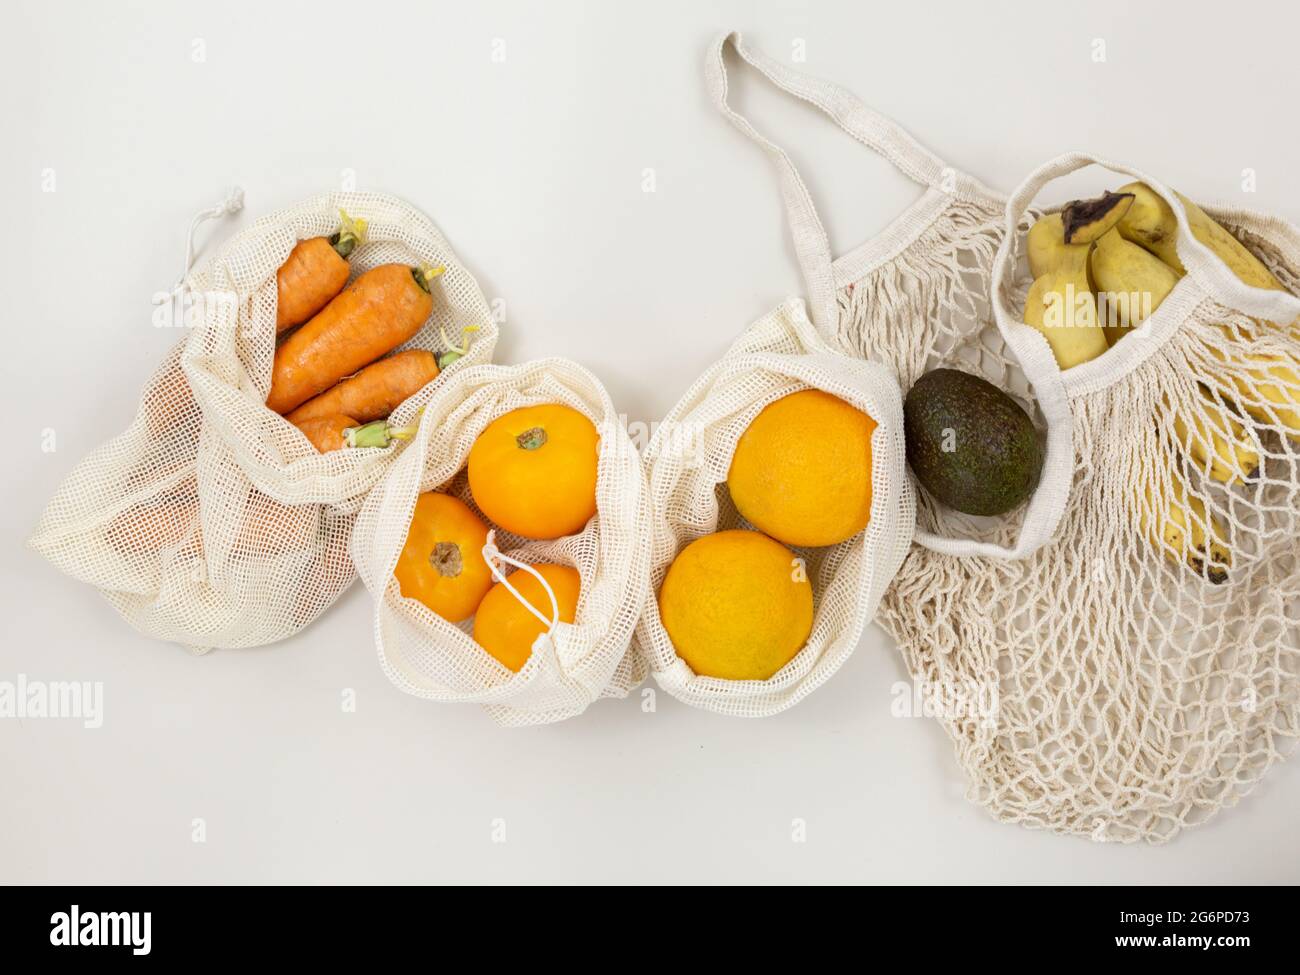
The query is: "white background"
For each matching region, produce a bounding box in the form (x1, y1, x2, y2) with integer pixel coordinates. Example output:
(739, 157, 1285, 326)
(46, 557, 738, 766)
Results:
(4, 0, 1298, 883)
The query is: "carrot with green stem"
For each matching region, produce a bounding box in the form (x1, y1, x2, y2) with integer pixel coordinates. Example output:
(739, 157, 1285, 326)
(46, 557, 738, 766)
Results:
(267, 263, 444, 414)
(438, 324, 480, 368)
(286, 349, 439, 425)
(292, 413, 419, 453)
(275, 208, 368, 333)
(293, 414, 358, 453)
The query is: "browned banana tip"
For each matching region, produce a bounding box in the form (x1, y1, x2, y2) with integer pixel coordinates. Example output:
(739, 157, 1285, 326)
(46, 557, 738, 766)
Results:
(1061, 191, 1136, 244)
(1189, 548, 1230, 586)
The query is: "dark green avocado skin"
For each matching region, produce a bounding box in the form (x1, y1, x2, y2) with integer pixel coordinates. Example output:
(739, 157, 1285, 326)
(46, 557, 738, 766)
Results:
(903, 368, 1045, 517)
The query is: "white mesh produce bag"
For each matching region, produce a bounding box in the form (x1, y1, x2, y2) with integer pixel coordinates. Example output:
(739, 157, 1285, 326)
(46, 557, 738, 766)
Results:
(350, 358, 650, 727)
(634, 299, 914, 716)
(30, 190, 495, 651)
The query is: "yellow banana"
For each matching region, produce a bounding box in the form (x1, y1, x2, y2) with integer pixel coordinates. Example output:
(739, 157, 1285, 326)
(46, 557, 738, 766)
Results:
(1023, 201, 1129, 370)
(1137, 456, 1231, 585)
(1205, 342, 1300, 439)
(1027, 192, 1133, 279)
(1171, 391, 1260, 486)
(1023, 254, 1109, 369)
(1060, 191, 1134, 245)
(1087, 229, 1259, 483)
(1027, 212, 1070, 279)
(1090, 228, 1181, 345)
(1118, 180, 1300, 441)
(1116, 181, 1281, 288)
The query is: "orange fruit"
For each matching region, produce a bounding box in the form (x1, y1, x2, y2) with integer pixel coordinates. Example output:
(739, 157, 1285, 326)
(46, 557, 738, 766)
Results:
(467, 404, 599, 540)
(394, 493, 494, 623)
(473, 563, 580, 672)
(658, 529, 813, 681)
(727, 389, 876, 547)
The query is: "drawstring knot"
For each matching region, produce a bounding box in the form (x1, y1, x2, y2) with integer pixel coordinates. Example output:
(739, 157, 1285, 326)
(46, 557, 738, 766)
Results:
(481, 529, 560, 632)
(179, 185, 245, 289)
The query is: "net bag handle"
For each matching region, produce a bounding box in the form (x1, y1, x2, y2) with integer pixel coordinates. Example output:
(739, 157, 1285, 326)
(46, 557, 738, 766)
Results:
(703, 31, 952, 334)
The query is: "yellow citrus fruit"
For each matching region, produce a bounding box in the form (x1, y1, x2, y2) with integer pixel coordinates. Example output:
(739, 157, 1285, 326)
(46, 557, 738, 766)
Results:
(727, 389, 876, 547)
(473, 563, 580, 672)
(658, 529, 813, 681)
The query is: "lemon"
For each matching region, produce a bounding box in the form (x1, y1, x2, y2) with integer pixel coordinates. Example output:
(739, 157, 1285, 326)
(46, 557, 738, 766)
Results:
(727, 389, 876, 547)
(658, 530, 813, 681)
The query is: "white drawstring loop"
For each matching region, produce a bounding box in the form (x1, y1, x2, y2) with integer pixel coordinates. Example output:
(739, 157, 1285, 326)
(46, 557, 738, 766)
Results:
(481, 529, 561, 632)
(179, 185, 245, 286)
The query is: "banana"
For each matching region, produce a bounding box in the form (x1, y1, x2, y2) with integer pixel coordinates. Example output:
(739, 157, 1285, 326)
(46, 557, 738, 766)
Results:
(1118, 181, 1300, 441)
(1090, 228, 1181, 345)
(1137, 456, 1231, 585)
(1205, 343, 1300, 439)
(1027, 192, 1133, 279)
(1060, 191, 1134, 245)
(1022, 202, 1117, 369)
(1023, 250, 1110, 369)
(1172, 391, 1261, 486)
(1088, 229, 1259, 482)
(1027, 212, 1070, 279)
(1116, 182, 1281, 288)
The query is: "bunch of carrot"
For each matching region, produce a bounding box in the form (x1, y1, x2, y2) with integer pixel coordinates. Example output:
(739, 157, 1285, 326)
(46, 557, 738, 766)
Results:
(268, 209, 468, 453)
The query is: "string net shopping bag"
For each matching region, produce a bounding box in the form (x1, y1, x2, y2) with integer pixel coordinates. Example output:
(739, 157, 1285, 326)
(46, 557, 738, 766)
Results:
(30, 190, 496, 651)
(708, 34, 1299, 839)
(350, 358, 649, 726)
(869, 153, 1300, 843)
(634, 299, 914, 715)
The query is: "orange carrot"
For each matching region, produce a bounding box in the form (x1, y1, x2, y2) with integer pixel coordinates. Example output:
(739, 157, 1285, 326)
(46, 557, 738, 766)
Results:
(292, 413, 418, 453)
(293, 414, 358, 453)
(266, 263, 443, 415)
(286, 350, 440, 425)
(274, 209, 368, 333)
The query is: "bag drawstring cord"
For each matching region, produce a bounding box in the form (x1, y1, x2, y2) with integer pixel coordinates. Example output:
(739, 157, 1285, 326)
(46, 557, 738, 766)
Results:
(178, 186, 245, 288)
(481, 529, 560, 632)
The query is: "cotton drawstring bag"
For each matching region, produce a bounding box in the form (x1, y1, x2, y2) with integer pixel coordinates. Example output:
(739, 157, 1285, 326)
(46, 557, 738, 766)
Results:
(30, 190, 496, 651)
(635, 32, 1011, 717)
(634, 298, 914, 716)
(350, 358, 649, 726)
(873, 152, 1300, 843)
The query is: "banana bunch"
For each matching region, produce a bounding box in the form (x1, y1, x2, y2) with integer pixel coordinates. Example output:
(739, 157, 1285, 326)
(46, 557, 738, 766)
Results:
(1021, 180, 1300, 584)
(1115, 182, 1300, 441)
(1136, 453, 1232, 585)
(1022, 191, 1129, 369)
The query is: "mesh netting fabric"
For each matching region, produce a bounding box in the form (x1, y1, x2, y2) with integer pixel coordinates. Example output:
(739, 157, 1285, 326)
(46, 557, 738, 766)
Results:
(30, 191, 496, 651)
(634, 299, 915, 716)
(350, 358, 650, 727)
(854, 162, 1300, 842)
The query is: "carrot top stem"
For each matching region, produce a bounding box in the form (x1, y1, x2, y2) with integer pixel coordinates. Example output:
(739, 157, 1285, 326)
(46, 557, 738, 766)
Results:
(329, 207, 369, 258)
(343, 419, 418, 449)
(412, 264, 446, 294)
(438, 324, 481, 368)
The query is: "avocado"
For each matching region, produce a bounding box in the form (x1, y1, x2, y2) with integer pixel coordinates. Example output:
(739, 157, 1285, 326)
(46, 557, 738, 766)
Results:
(903, 368, 1044, 516)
